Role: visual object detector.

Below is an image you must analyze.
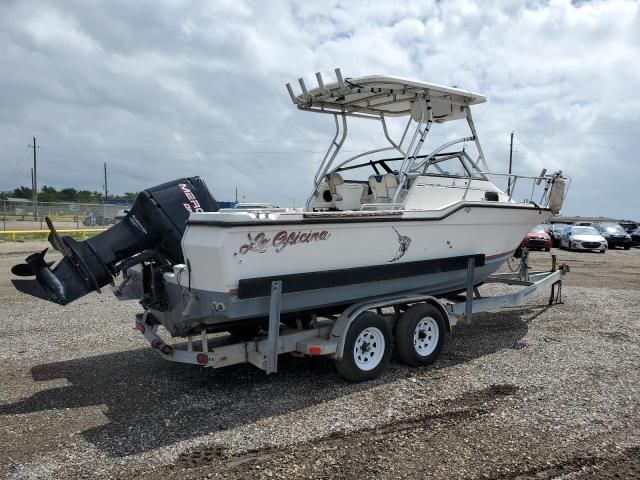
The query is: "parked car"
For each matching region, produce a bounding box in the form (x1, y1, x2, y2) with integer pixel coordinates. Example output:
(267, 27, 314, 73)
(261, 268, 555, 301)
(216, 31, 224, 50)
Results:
(521, 225, 552, 251)
(546, 223, 571, 248)
(618, 220, 639, 234)
(560, 226, 607, 252)
(593, 222, 632, 250)
(631, 227, 640, 247)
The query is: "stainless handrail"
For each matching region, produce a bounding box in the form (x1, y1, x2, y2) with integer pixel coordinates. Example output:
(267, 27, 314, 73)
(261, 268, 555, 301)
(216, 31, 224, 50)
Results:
(411, 136, 475, 173)
(307, 114, 348, 211)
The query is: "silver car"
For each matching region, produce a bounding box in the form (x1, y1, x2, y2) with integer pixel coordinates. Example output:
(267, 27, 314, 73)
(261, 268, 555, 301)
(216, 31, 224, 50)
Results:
(560, 226, 607, 253)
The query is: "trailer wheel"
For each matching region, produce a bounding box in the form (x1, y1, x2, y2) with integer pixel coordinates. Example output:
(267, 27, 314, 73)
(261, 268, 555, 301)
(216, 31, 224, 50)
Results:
(395, 303, 445, 367)
(335, 312, 392, 382)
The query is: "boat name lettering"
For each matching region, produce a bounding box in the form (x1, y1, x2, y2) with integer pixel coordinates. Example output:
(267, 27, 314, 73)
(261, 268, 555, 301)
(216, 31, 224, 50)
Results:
(239, 230, 331, 254)
(239, 233, 271, 254)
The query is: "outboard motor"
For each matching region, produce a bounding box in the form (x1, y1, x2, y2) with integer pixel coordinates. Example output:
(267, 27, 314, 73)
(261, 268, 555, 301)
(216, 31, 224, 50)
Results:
(11, 177, 218, 305)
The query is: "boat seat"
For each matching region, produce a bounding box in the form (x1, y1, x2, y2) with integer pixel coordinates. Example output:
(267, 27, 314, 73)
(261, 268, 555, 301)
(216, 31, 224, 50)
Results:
(335, 183, 364, 211)
(310, 179, 336, 210)
(325, 173, 344, 201)
(324, 173, 365, 210)
(368, 173, 399, 203)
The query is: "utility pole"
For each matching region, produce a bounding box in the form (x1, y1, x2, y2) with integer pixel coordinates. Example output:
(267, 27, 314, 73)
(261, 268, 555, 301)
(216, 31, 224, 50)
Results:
(29, 137, 38, 220)
(235, 185, 238, 204)
(103, 162, 108, 221)
(507, 131, 514, 196)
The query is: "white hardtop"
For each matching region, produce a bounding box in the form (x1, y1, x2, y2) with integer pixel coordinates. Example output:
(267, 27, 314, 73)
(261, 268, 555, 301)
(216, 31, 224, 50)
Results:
(287, 69, 486, 121)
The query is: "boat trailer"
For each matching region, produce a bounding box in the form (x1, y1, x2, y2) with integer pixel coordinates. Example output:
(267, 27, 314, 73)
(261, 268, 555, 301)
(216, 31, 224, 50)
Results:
(135, 251, 569, 382)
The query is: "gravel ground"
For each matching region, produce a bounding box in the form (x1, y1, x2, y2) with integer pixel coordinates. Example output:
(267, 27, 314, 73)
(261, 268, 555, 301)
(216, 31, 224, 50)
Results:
(0, 242, 639, 479)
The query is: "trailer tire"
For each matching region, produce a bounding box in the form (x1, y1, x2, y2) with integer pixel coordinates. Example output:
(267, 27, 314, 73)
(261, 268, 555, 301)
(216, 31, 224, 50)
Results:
(395, 303, 445, 367)
(335, 312, 391, 382)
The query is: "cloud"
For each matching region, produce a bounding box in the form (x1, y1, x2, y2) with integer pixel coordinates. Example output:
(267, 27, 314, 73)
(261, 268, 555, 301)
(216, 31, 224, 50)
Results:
(0, 0, 638, 218)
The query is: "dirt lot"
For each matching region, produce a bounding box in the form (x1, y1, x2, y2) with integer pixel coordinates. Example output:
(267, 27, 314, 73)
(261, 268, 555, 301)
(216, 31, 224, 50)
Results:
(1, 242, 639, 479)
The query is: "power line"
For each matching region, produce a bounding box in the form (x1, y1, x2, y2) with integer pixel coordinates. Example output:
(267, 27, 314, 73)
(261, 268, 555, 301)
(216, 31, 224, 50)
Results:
(103, 162, 108, 219)
(28, 136, 38, 221)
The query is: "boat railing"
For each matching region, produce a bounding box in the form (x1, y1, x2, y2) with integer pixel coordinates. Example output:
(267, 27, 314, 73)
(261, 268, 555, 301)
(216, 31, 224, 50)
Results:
(464, 171, 570, 207)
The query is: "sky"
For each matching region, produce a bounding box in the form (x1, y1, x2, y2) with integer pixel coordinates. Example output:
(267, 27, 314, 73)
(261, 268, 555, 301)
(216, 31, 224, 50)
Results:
(1, 0, 639, 218)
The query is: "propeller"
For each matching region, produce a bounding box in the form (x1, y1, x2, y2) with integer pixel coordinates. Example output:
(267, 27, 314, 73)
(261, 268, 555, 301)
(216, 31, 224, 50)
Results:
(10, 249, 53, 277)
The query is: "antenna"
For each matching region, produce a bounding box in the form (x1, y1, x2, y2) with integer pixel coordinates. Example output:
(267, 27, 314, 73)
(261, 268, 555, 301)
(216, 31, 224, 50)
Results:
(507, 131, 514, 196)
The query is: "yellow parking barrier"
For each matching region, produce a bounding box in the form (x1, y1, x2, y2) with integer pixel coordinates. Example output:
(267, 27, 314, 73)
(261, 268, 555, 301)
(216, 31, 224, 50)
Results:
(0, 228, 107, 242)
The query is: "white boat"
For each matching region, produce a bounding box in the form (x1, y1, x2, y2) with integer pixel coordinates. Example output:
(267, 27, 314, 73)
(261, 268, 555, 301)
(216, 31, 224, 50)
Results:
(12, 69, 567, 338)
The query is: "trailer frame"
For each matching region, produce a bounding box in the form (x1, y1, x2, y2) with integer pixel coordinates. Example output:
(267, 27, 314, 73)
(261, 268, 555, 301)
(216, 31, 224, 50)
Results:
(135, 251, 568, 380)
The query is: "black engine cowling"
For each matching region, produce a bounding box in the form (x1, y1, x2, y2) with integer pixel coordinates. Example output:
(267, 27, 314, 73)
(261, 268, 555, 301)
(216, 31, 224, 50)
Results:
(11, 176, 218, 305)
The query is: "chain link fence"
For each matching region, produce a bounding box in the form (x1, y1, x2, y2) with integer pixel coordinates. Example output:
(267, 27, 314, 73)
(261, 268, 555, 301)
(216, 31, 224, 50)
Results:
(0, 199, 133, 230)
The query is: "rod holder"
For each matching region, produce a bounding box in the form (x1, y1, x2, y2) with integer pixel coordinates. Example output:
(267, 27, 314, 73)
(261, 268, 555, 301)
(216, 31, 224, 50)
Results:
(285, 83, 297, 104)
(335, 68, 346, 91)
(315, 72, 326, 92)
(298, 77, 309, 100)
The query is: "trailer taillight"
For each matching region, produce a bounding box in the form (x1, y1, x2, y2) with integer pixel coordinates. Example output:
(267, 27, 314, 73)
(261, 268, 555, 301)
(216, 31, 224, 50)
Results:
(196, 353, 209, 364)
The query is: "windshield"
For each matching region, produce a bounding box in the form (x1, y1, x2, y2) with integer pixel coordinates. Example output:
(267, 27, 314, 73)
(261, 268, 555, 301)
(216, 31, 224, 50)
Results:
(571, 227, 599, 235)
(415, 151, 486, 180)
(599, 223, 625, 233)
(424, 156, 469, 177)
(531, 225, 547, 234)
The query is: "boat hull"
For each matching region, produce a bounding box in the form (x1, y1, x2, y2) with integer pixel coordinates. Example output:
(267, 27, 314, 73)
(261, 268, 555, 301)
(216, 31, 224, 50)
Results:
(137, 204, 551, 336)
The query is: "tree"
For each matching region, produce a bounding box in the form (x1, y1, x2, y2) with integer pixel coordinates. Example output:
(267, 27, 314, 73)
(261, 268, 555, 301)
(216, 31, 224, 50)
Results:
(76, 190, 94, 203)
(39, 185, 58, 202)
(59, 188, 78, 202)
(5, 185, 137, 204)
(13, 186, 33, 199)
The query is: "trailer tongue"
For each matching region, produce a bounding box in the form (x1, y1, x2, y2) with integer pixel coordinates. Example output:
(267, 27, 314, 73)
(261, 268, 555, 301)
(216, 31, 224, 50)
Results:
(11, 176, 218, 305)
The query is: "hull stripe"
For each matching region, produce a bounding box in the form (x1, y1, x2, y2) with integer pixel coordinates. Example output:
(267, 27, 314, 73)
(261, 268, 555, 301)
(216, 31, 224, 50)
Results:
(237, 253, 486, 300)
